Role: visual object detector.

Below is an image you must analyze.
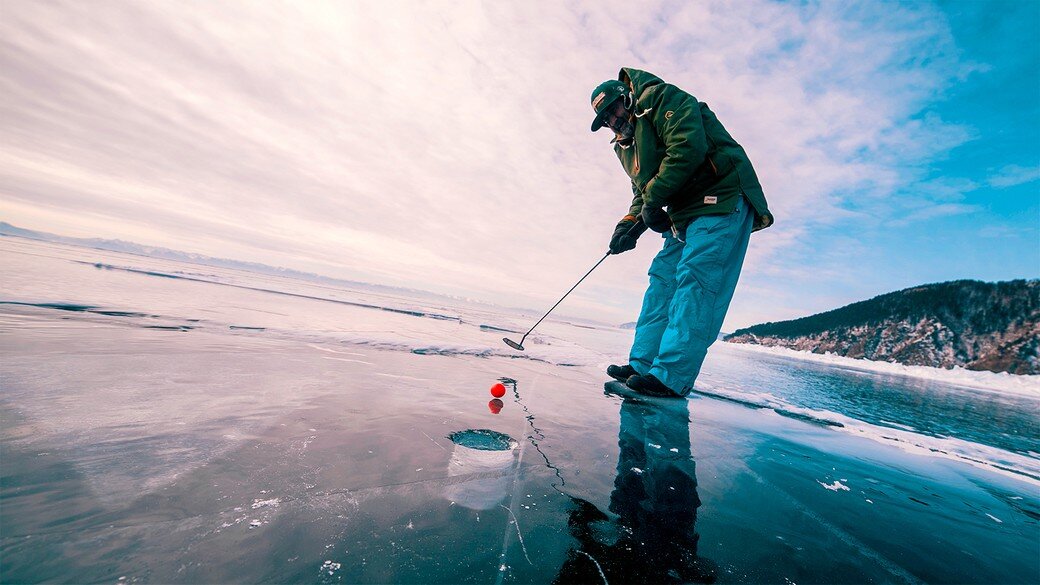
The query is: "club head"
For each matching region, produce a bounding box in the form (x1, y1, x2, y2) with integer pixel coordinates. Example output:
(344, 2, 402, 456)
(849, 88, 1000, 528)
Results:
(503, 338, 524, 351)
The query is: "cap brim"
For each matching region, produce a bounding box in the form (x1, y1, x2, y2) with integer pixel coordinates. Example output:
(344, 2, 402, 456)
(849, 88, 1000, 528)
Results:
(590, 95, 620, 132)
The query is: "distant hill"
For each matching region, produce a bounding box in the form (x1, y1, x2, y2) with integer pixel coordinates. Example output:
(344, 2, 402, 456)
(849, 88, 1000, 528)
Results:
(725, 280, 1040, 375)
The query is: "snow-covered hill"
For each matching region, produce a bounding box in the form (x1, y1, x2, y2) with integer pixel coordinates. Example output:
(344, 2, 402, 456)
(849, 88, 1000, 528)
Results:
(725, 280, 1040, 375)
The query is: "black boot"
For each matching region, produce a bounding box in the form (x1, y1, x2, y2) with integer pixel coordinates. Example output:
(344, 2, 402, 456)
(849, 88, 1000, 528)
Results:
(607, 364, 637, 382)
(625, 373, 677, 397)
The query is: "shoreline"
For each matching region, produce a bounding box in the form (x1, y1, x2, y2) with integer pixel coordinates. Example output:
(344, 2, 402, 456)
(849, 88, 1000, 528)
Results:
(721, 340, 1040, 397)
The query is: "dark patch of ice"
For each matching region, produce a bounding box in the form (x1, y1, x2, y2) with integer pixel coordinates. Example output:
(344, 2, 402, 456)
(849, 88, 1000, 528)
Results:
(691, 388, 770, 410)
(143, 325, 194, 331)
(92, 310, 152, 318)
(479, 324, 522, 334)
(0, 302, 152, 319)
(1, 301, 98, 312)
(774, 409, 845, 428)
(75, 261, 464, 324)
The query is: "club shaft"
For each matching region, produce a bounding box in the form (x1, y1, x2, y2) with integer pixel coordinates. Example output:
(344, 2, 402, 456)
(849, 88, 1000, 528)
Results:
(518, 251, 610, 345)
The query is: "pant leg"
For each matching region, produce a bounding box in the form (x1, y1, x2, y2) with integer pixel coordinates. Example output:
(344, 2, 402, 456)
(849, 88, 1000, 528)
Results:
(628, 233, 683, 375)
(649, 196, 753, 394)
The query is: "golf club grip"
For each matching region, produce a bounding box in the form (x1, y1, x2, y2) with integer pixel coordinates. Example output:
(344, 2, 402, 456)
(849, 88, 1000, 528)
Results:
(606, 217, 646, 255)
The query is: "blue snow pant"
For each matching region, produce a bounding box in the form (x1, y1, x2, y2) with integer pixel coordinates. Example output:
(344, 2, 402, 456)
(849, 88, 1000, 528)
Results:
(630, 195, 753, 395)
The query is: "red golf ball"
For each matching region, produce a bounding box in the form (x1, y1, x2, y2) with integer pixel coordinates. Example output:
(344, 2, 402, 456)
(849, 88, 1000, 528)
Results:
(488, 399, 503, 414)
(490, 382, 506, 398)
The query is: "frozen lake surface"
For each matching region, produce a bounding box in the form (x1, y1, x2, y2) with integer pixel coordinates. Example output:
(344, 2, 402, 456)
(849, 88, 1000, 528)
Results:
(2, 236, 1038, 583)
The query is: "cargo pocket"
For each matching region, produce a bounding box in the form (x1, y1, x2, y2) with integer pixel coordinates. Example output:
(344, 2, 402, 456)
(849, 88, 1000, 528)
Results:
(647, 235, 682, 288)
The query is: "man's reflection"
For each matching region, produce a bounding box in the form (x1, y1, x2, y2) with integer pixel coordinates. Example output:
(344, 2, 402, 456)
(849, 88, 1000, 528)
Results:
(554, 386, 715, 584)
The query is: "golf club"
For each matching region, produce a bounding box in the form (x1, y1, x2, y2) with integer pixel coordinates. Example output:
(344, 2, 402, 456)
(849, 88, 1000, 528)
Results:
(504, 219, 645, 351)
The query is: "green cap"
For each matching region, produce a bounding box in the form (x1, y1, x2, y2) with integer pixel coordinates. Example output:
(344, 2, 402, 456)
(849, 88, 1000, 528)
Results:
(589, 79, 629, 131)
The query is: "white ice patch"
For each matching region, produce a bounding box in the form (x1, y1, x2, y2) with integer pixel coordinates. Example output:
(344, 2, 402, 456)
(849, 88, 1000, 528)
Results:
(375, 372, 431, 381)
(817, 480, 850, 492)
(322, 356, 374, 365)
(251, 498, 280, 509)
(321, 560, 341, 576)
(308, 344, 367, 357)
(878, 419, 917, 432)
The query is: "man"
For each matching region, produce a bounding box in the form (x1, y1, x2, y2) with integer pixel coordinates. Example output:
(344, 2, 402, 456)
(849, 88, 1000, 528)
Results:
(591, 68, 773, 398)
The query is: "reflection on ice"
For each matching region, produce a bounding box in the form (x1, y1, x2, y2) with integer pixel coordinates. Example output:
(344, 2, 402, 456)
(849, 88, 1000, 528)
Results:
(555, 384, 715, 584)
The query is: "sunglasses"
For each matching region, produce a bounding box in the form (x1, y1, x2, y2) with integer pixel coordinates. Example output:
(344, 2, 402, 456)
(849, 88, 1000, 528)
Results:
(604, 101, 630, 133)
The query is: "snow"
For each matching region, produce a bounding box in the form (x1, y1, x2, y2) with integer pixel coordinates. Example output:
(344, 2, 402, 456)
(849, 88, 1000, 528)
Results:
(697, 381, 1040, 486)
(724, 342, 1040, 397)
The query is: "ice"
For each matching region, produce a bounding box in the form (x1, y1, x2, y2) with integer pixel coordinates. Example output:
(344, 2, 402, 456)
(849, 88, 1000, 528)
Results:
(251, 498, 280, 509)
(320, 560, 341, 576)
(2, 236, 1038, 584)
(695, 380, 1040, 485)
(321, 355, 375, 365)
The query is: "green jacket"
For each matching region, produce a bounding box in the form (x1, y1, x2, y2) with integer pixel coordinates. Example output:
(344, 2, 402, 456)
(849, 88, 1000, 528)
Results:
(612, 68, 773, 232)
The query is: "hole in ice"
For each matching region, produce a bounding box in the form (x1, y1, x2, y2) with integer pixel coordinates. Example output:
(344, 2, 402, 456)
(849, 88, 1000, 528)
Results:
(448, 429, 517, 451)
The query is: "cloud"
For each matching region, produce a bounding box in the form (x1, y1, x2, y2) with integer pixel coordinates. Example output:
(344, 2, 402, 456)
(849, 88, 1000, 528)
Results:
(0, 1, 993, 325)
(888, 202, 981, 227)
(977, 224, 1036, 239)
(988, 164, 1040, 188)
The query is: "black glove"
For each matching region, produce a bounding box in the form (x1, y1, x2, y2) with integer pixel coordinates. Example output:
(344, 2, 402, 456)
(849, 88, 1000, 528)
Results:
(640, 206, 672, 233)
(608, 218, 647, 255)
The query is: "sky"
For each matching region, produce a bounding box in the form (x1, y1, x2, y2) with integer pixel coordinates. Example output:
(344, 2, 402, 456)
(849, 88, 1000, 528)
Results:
(1, 0, 1038, 329)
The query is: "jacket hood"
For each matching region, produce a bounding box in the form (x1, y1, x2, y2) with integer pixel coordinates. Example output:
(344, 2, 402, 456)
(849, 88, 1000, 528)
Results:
(619, 68, 665, 102)
(608, 68, 665, 145)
